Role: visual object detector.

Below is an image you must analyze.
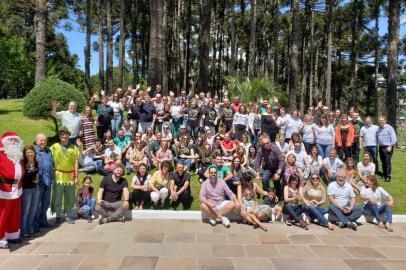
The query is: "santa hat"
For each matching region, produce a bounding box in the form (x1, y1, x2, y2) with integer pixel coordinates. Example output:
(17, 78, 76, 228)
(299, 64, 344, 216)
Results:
(0, 131, 21, 148)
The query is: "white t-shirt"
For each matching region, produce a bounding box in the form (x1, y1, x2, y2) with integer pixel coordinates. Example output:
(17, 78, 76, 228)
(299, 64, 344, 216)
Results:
(277, 114, 291, 133)
(276, 141, 289, 156)
(322, 157, 344, 173)
(132, 174, 151, 186)
(357, 162, 375, 178)
(104, 146, 121, 158)
(360, 186, 389, 206)
(107, 101, 123, 113)
(327, 182, 355, 208)
(302, 123, 316, 144)
(287, 150, 307, 170)
(360, 125, 379, 146)
(316, 125, 335, 145)
(284, 118, 303, 139)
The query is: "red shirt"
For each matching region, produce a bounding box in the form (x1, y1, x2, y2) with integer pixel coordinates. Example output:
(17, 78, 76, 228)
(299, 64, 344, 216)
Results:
(221, 139, 235, 150)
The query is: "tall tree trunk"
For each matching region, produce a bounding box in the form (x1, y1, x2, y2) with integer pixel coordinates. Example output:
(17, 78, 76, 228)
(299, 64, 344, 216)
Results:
(148, 0, 164, 93)
(373, 0, 380, 118)
(84, 0, 91, 97)
(198, 0, 212, 91)
(349, 0, 361, 107)
(248, 0, 256, 78)
(162, 0, 168, 94)
(324, 0, 333, 108)
(130, 0, 138, 85)
(229, 0, 236, 75)
(308, 4, 315, 106)
(184, 0, 192, 90)
(34, 0, 47, 85)
(300, 0, 312, 114)
(97, 0, 105, 90)
(106, 0, 113, 94)
(272, 0, 279, 83)
(119, 0, 126, 88)
(288, 0, 300, 110)
(386, 0, 400, 130)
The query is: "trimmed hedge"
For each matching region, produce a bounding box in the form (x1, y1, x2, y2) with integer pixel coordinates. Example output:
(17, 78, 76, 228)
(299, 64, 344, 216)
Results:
(23, 76, 86, 118)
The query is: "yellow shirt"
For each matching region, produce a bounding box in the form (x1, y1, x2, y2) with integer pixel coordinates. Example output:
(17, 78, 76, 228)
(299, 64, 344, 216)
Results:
(50, 143, 79, 184)
(149, 170, 169, 188)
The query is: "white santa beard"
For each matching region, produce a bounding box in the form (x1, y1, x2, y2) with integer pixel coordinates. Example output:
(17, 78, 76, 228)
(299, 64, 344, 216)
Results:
(3, 141, 23, 164)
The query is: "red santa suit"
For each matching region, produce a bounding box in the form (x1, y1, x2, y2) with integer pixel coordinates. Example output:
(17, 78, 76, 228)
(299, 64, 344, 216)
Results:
(0, 131, 24, 247)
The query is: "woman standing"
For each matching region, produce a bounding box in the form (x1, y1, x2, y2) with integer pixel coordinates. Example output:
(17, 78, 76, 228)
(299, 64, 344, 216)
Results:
(108, 94, 124, 138)
(360, 175, 394, 232)
(21, 146, 40, 237)
(81, 106, 96, 150)
(261, 105, 279, 142)
(130, 163, 151, 210)
(302, 174, 334, 230)
(248, 103, 261, 145)
(301, 114, 317, 154)
(335, 114, 354, 161)
(233, 104, 249, 141)
(315, 114, 335, 159)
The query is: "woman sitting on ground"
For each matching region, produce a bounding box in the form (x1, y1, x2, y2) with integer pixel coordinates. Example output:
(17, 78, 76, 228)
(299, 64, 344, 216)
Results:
(302, 174, 334, 230)
(283, 174, 308, 230)
(149, 161, 172, 208)
(344, 157, 360, 193)
(129, 163, 151, 210)
(360, 175, 394, 232)
(153, 141, 173, 168)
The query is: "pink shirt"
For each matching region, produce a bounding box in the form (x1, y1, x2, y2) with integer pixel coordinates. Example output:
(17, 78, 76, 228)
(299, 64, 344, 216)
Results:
(199, 179, 236, 205)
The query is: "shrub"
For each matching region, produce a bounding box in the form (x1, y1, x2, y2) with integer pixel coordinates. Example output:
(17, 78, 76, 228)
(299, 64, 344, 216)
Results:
(23, 76, 86, 118)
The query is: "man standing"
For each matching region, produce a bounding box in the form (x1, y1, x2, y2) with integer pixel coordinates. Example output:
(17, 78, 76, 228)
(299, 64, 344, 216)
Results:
(50, 128, 80, 224)
(200, 166, 240, 227)
(34, 133, 54, 231)
(350, 112, 363, 162)
(51, 100, 82, 144)
(96, 164, 130, 224)
(255, 137, 285, 199)
(359, 116, 379, 173)
(377, 116, 397, 182)
(327, 170, 364, 230)
(170, 163, 193, 210)
(0, 131, 24, 249)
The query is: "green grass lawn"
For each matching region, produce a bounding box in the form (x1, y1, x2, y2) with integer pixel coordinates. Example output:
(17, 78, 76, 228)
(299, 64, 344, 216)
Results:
(1, 99, 405, 213)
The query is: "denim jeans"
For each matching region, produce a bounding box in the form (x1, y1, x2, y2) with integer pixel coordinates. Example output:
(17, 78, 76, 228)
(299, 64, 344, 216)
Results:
(364, 202, 393, 223)
(83, 160, 103, 172)
(316, 143, 332, 159)
(305, 205, 329, 226)
(363, 146, 378, 173)
(174, 157, 192, 168)
(21, 188, 40, 235)
(34, 184, 52, 231)
(283, 204, 305, 222)
(80, 198, 96, 218)
(187, 125, 200, 140)
(111, 112, 122, 137)
(329, 204, 364, 225)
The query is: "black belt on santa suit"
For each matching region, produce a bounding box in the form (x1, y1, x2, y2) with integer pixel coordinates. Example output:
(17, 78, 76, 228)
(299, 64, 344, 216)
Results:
(0, 178, 19, 184)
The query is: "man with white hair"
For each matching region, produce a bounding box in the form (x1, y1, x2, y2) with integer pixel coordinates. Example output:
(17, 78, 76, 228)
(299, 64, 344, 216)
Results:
(0, 131, 25, 249)
(51, 100, 82, 144)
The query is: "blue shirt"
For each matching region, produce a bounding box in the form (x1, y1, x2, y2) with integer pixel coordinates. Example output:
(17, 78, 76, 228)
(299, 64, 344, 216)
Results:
(35, 145, 54, 186)
(377, 124, 397, 146)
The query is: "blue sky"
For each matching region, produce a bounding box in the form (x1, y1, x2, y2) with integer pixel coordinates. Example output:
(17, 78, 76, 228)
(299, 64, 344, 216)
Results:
(56, 12, 406, 76)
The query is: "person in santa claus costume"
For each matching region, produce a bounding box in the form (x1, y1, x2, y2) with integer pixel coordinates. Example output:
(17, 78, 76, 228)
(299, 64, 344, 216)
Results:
(0, 131, 24, 249)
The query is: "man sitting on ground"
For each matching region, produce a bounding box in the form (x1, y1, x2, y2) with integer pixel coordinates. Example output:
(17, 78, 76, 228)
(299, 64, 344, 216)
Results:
(200, 165, 240, 228)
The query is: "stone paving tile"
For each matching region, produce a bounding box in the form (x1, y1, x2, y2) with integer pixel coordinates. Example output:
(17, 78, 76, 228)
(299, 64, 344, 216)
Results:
(274, 244, 316, 258)
(349, 235, 383, 246)
(99, 231, 137, 243)
(119, 256, 159, 270)
(212, 224, 243, 234)
(212, 244, 246, 257)
(133, 232, 165, 243)
(271, 258, 351, 270)
(0, 255, 9, 264)
(165, 233, 196, 243)
(156, 256, 197, 270)
(197, 257, 235, 270)
(76, 255, 124, 270)
(309, 245, 352, 258)
(244, 244, 279, 257)
(258, 234, 291, 244)
(316, 235, 357, 245)
(288, 234, 322, 245)
(342, 246, 387, 259)
(233, 257, 274, 270)
(107, 243, 178, 256)
(374, 246, 406, 259)
(36, 254, 84, 270)
(177, 243, 214, 257)
(9, 241, 44, 254)
(31, 241, 79, 254)
(71, 242, 111, 254)
(343, 259, 385, 270)
(226, 233, 260, 244)
(196, 233, 228, 244)
(378, 260, 406, 270)
(0, 255, 47, 270)
(374, 235, 406, 246)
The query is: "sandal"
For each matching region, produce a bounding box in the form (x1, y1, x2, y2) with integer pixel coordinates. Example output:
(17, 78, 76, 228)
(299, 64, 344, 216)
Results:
(378, 222, 385, 229)
(327, 223, 334, 230)
(385, 223, 394, 232)
(260, 225, 268, 232)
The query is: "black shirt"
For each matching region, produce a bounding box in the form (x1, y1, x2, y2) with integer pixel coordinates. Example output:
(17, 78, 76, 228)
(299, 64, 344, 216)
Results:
(203, 107, 217, 127)
(100, 175, 128, 203)
(187, 107, 202, 127)
(22, 163, 39, 189)
(220, 107, 234, 129)
(170, 171, 191, 192)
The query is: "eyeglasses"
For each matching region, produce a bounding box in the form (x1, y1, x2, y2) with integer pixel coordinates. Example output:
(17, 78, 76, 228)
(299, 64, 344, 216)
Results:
(209, 171, 217, 174)
(311, 177, 319, 180)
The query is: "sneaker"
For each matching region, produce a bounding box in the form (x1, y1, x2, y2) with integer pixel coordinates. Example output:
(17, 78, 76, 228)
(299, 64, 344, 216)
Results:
(209, 218, 217, 226)
(198, 178, 204, 184)
(348, 222, 357, 231)
(221, 216, 231, 228)
(299, 220, 309, 230)
(119, 216, 125, 223)
(7, 238, 23, 244)
(0, 243, 8, 249)
(66, 216, 75, 224)
(98, 217, 108, 225)
(338, 222, 345, 229)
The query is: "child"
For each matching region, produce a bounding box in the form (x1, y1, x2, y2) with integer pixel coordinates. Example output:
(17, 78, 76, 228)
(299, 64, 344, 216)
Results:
(76, 176, 96, 222)
(241, 189, 268, 231)
(284, 153, 304, 186)
(263, 188, 283, 222)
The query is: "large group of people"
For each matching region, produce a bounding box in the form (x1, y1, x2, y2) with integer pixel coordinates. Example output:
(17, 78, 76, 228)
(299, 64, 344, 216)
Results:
(0, 84, 398, 249)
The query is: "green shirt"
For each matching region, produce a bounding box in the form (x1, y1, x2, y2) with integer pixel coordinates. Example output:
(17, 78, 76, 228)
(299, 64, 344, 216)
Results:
(114, 136, 131, 150)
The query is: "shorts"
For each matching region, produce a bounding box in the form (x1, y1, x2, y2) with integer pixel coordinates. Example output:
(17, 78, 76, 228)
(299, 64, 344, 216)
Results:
(214, 200, 231, 212)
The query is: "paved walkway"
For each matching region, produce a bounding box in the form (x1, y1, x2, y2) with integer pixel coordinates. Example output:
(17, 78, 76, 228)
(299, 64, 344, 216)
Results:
(1, 219, 406, 270)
